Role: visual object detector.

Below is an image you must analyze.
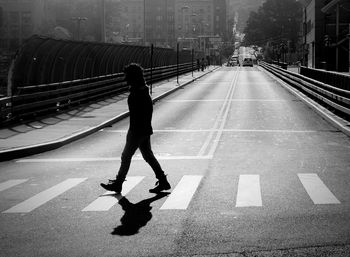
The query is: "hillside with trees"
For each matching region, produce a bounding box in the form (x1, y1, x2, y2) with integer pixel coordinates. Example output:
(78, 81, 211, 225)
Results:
(227, 0, 266, 32)
(242, 0, 302, 62)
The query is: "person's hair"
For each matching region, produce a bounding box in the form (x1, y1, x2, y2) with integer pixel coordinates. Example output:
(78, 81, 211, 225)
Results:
(123, 63, 145, 86)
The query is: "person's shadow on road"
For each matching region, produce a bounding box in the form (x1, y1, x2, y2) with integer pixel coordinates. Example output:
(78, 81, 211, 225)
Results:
(111, 192, 169, 236)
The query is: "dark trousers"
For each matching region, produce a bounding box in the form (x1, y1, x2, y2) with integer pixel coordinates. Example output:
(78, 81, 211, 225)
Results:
(117, 132, 164, 181)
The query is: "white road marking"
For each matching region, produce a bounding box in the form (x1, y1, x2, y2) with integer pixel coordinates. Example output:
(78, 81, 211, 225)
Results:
(102, 129, 318, 133)
(198, 67, 240, 156)
(0, 179, 28, 192)
(298, 173, 340, 204)
(164, 99, 287, 102)
(3, 178, 87, 213)
(206, 67, 241, 157)
(82, 176, 144, 212)
(160, 175, 202, 210)
(236, 175, 262, 207)
(16, 156, 212, 163)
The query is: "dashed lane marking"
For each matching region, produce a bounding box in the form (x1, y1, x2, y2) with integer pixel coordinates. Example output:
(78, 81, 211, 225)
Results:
(0, 179, 28, 192)
(82, 176, 144, 212)
(236, 175, 262, 207)
(160, 175, 202, 210)
(298, 173, 340, 204)
(3, 178, 87, 213)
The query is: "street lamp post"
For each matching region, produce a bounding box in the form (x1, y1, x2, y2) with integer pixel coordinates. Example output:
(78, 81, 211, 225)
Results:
(181, 6, 189, 39)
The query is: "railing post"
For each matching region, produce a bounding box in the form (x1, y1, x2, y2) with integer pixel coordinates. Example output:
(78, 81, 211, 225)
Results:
(150, 44, 153, 94)
(191, 48, 194, 77)
(177, 43, 179, 84)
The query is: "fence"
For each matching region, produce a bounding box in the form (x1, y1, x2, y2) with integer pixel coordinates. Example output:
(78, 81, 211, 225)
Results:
(0, 35, 197, 124)
(260, 61, 350, 119)
(300, 66, 350, 91)
(0, 62, 196, 124)
(9, 35, 193, 92)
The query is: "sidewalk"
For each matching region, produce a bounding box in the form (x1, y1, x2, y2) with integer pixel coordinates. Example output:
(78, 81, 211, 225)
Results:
(0, 66, 219, 161)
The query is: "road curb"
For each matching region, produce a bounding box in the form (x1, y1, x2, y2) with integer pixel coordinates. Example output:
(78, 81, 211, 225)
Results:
(259, 66, 350, 137)
(0, 67, 220, 162)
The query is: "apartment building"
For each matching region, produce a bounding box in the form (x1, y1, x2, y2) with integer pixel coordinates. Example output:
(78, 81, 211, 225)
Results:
(119, 0, 144, 44)
(300, 0, 350, 71)
(0, 0, 46, 51)
(145, 0, 175, 47)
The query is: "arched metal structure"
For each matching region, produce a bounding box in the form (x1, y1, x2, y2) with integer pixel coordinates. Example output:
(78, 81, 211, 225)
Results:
(11, 35, 192, 89)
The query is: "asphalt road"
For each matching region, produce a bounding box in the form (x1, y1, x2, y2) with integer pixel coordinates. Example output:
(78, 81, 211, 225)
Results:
(1, 66, 350, 257)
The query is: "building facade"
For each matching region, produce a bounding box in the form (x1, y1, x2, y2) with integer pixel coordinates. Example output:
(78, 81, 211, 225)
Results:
(0, 0, 47, 51)
(301, 0, 350, 72)
(322, 0, 350, 72)
(119, 0, 144, 44)
(145, 0, 175, 47)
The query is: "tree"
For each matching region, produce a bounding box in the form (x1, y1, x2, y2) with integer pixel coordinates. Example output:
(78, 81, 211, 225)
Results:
(243, 0, 302, 50)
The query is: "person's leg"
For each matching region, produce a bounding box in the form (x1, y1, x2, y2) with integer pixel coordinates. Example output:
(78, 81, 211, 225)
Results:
(139, 136, 170, 193)
(101, 132, 140, 192)
(116, 132, 141, 180)
(139, 136, 164, 179)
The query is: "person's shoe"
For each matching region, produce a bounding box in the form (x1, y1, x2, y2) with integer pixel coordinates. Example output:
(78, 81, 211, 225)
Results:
(149, 176, 171, 193)
(100, 179, 124, 193)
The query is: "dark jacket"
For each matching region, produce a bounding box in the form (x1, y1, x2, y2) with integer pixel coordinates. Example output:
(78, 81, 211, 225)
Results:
(128, 85, 153, 136)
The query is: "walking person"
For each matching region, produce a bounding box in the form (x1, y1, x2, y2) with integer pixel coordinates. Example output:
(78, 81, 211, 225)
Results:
(100, 63, 171, 194)
(201, 58, 205, 71)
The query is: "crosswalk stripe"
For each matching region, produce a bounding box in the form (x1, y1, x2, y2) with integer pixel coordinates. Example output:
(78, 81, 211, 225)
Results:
(82, 176, 144, 212)
(160, 175, 202, 210)
(0, 179, 28, 192)
(298, 173, 340, 204)
(3, 178, 87, 213)
(236, 175, 262, 207)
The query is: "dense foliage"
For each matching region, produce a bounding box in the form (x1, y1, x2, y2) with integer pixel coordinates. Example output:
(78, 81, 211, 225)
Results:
(243, 0, 302, 50)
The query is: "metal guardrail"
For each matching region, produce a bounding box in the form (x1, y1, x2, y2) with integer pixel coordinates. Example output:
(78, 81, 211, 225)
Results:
(260, 61, 350, 118)
(300, 66, 350, 91)
(270, 60, 288, 69)
(0, 62, 196, 125)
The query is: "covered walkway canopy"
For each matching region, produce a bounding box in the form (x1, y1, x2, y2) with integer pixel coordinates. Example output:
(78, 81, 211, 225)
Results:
(11, 35, 192, 88)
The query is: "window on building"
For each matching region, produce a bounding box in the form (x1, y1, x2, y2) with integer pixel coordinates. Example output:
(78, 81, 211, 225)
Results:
(0, 7, 3, 27)
(307, 20, 312, 34)
(9, 12, 19, 25)
(9, 38, 20, 50)
(22, 12, 31, 25)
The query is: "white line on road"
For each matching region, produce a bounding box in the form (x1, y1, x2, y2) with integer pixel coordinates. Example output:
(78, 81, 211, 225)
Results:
(16, 155, 212, 163)
(197, 67, 240, 156)
(298, 173, 340, 204)
(164, 99, 288, 102)
(82, 176, 144, 212)
(102, 129, 319, 133)
(0, 179, 28, 192)
(3, 178, 87, 213)
(206, 67, 241, 157)
(160, 175, 202, 210)
(236, 175, 262, 207)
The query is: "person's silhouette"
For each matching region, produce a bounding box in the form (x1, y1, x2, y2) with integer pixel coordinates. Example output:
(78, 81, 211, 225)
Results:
(111, 193, 169, 236)
(100, 63, 171, 194)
